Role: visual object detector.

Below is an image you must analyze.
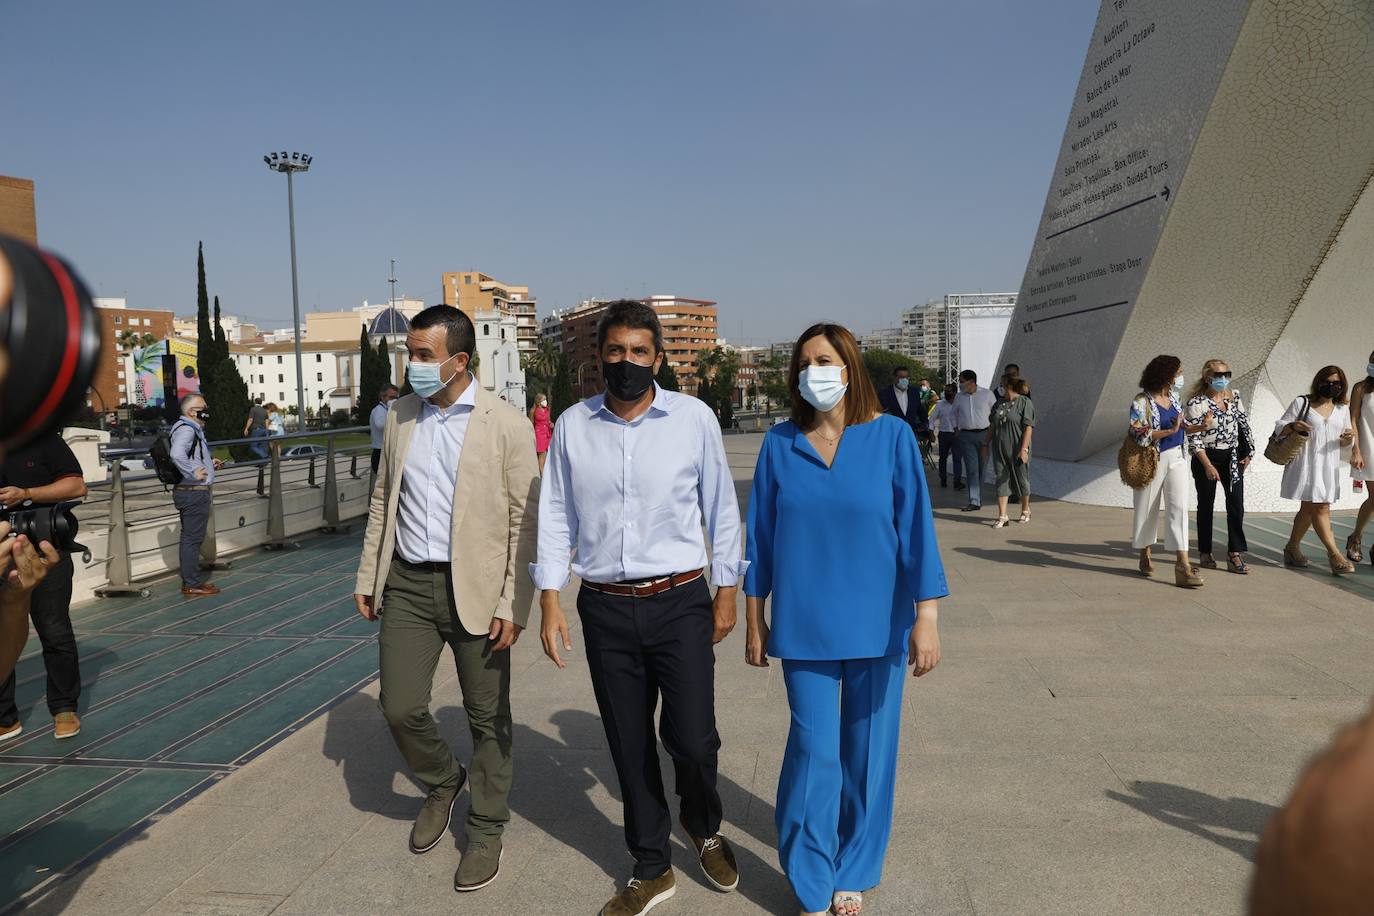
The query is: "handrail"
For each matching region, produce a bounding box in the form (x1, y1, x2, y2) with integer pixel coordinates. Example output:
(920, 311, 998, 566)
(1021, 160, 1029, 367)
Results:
(102, 425, 369, 459)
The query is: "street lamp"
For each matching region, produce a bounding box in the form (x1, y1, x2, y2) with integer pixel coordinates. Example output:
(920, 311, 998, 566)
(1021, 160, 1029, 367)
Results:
(263, 150, 312, 422)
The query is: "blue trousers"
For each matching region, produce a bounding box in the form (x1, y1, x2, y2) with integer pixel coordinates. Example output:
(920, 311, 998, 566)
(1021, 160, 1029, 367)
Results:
(955, 429, 987, 506)
(777, 653, 906, 912)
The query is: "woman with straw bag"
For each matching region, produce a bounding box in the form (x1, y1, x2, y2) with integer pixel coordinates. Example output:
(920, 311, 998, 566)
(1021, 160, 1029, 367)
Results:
(1127, 355, 1210, 587)
(1276, 366, 1356, 575)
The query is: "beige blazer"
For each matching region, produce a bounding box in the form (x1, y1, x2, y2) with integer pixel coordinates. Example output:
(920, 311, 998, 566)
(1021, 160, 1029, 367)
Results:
(355, 386, 541, 633)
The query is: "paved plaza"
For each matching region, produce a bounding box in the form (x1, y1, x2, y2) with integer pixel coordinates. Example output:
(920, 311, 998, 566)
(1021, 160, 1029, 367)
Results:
(4, 432, 1373, 915)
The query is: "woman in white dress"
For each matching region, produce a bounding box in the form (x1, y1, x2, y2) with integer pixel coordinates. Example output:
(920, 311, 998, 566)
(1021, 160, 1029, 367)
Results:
(1344, 352, 1374, 565)
(1278, 365, 1356, 575)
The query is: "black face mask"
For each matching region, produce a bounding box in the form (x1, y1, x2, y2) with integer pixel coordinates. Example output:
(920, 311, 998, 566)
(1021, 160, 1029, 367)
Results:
(1317, 381, 1343, 400)
(195, 409, 211, 422)
(603, 359, 655, 402)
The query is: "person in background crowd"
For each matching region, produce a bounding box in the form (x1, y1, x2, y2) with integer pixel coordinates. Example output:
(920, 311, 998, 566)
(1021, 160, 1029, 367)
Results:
(915, 376, 936, 413)
(353, 305, 539, 893)
(954, 370, 996, 511)
(535, 300, 745, 916)
(1344, 351, 1374, 565)
(244, 396, 269, 460)
(878, 367, 930, 444)
(369, 384, 399, 475)
(265, 402, 285, 437)
(0, 431, 87, 741)
(1185, 360, 1255, 574)
(1129, 355, 1209, 588)
(744, 323, 946, 916)
(529, 392, 554, 474)
(987, 377, 1034, 528)
(171, 394, 225, 597)
(1277, 365, 1355, 575)
(931, 383, 962, 489)
(994, 363, 1020, 400)
(1250, 698, 1374, 914)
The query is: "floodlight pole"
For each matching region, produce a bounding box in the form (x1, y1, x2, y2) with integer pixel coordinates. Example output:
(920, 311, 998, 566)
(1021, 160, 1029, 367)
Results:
(265, 151, 312, 424)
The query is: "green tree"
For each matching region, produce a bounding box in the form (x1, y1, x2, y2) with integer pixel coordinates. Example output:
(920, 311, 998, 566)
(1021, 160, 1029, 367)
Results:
(860, 350, 932, 396)
(758, 354, 790, 413)
(376, 338, 393, 389)
(212, 295, 228, 360)
(549, 352, 575, 420)
(522, 339, 564, 408)
(695, 347, 740, 429)
(357, 328, 376, 422)
(655, 359, 680, 392)
(202, 302, 250, 453)
(194, 242, 215, 397)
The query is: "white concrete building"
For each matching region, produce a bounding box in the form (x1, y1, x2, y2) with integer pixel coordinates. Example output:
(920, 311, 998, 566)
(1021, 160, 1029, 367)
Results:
(472, 309, 526, 405)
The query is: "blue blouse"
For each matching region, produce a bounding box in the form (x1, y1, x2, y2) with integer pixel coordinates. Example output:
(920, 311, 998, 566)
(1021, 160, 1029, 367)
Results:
(744, 414, 949, 660)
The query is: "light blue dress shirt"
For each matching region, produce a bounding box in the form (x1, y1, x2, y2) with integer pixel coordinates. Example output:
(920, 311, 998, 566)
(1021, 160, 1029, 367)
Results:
(169, 418, 214, 486)
(745, 415, 948, 660)
(531, 385, 748, 590)
(395, 378, 477, 564)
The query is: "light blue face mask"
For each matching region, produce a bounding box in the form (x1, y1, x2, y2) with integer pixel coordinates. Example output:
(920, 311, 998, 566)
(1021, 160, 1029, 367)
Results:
(1171, 374, 1185, 392)
(406, 353, 460, 399)
(1210, 377, 1230, 392)
(896, 377, 910, 391)
(1367, 362, 1374, 379)
(799, 364, 847, 412)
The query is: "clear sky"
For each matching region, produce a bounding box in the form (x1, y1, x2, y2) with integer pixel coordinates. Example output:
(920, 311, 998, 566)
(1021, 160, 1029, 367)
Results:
(4, 0, 1099, 344)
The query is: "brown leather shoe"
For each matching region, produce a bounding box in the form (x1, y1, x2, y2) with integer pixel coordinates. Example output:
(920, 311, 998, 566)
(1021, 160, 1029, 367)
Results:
(181, 583, 222, 597)
(600, 870, 675, 916)
(53, 712, 81, 740)
(680, 817, 739, 892)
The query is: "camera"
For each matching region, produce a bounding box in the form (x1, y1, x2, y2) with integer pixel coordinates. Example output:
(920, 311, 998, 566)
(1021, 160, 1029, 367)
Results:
(1, 501, 86, 554)
(0, 234, 103, 452)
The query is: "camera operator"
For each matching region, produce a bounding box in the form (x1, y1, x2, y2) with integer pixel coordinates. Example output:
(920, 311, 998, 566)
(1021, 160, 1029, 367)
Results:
(0, 431, 88, 741)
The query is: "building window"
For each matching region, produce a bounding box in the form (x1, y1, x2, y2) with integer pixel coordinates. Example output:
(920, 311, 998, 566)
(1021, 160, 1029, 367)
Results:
(316, 354, 322, 362)
(465, 275, 472, 284)
(277, 355, 283, 364)
(279, 391, 285, 401)
(483, 324, 490, 336)
(278, 374, 284, 383)
(317, 390, 324, 401)
(316, 372, 323, 382)
(113, 316, 122, 325)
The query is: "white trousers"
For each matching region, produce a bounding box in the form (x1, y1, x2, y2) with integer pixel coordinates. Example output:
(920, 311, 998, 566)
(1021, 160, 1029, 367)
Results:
(1132, 445, 1190, 552)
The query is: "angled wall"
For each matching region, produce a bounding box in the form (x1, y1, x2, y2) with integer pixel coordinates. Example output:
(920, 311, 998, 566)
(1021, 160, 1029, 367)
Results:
(1000, 0, 1374, 508)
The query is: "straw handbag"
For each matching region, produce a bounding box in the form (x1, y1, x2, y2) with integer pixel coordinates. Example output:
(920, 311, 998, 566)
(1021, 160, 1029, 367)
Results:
(1264, 397, 1311, 466)
(1118, 396, 1158, 489)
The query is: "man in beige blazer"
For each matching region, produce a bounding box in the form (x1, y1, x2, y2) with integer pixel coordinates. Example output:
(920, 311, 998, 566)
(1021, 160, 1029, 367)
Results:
(353, 305, 539, 894)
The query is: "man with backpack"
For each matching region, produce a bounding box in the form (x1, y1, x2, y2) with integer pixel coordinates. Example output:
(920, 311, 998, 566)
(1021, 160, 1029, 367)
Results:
(163, 394, 223, 596)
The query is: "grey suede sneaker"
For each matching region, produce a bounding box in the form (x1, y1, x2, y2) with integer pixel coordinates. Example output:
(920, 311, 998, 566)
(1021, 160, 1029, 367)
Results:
(409, 767, 466, 854)
(454, 837, 503, 892)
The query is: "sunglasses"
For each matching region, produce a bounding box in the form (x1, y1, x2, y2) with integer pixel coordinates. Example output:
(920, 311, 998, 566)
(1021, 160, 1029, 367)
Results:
(1211, 371, 1232, 379)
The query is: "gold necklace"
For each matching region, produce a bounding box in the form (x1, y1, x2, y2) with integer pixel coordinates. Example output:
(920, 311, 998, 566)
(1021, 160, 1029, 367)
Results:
(810, 427, 843, 446)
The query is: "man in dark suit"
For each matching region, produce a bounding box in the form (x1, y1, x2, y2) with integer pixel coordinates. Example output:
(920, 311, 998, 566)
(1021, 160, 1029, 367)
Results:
(879, 366, 931, 443)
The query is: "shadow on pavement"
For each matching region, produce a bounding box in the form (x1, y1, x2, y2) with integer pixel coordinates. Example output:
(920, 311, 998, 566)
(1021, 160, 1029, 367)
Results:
(1105, 781, 1278, 861)
(323, 703, 793, 911)
(954, 545, 1144, 579)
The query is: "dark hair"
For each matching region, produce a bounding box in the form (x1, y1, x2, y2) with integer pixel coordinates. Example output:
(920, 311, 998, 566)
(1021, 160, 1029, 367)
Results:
(1006, 377, 1030, 396)
(892, 366, 910, 377)
(378, 384, 398, 398)
(958, 369, 977, 384)
(1309, 365, 1349, 405)
(788, 323, 880, 429)
(409, 305, 476, 358)
(1138, 354, 1181, 394)
(1005, 363, 1020, 373)
(596, 300, 663, 355)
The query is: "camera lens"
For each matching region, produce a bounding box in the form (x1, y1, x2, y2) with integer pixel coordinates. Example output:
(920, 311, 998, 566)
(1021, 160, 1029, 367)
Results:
(2, 501, 85, 553)
(0, 235, 103, 452)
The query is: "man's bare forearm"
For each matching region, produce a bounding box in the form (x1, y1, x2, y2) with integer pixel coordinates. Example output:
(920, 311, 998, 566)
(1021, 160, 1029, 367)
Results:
(0, 591, 30, 683)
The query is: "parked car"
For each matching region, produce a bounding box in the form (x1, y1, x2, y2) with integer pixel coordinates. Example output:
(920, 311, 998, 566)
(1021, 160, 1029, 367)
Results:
(282, 445, 327, 459)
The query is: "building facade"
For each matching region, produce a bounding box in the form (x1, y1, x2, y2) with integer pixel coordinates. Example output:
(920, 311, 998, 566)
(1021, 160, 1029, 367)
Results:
(441, 270, 538, 355)
(900, 294, 1016, 382)
(90, 299, 176, 410)
(0, 175, 37, 244)
(556, 296, 720, 399)
(858, 326, 907, 354)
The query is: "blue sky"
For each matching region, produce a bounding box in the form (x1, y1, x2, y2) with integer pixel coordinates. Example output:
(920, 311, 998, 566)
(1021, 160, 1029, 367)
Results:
(3, 0, 1098, 344)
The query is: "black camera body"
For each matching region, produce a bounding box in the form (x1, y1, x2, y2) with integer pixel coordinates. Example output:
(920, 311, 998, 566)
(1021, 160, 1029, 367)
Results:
(1, 500, 85, 554)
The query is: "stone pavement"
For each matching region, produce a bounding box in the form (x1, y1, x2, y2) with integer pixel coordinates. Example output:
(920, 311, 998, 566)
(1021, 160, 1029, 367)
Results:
(18, 432, 1374, 915)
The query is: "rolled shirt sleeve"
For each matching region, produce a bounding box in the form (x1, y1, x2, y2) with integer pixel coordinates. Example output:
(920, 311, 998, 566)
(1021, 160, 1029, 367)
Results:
(529, 420, 577, 591)
(697, 408, 749, 587)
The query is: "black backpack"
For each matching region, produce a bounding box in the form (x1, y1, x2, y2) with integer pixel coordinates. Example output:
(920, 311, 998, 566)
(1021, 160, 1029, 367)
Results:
(149, 420, 203, 486)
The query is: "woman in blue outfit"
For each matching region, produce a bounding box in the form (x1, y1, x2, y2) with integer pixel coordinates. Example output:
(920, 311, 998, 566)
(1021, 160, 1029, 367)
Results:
(744, 323, 948, 916)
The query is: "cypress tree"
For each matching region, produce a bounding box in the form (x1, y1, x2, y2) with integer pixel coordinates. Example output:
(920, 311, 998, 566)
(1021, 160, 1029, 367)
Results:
(358, 328, 376, 421)
(377, 338, 393, 388)
(195, 243, 215, 394)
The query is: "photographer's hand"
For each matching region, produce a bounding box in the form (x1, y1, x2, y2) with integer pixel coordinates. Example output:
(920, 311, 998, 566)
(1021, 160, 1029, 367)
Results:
(5, 535, 58, 592)
(0, 486, 24, 506)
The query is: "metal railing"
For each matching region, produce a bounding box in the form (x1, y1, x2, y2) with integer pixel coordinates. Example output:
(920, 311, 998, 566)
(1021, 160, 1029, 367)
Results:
(89, 426, 373, 597)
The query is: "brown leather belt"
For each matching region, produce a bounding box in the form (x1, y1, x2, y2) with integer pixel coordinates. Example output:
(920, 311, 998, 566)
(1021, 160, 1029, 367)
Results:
(582, 568, 704, 598)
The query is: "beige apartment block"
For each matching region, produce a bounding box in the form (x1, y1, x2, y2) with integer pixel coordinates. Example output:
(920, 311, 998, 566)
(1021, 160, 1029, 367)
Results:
(441, 270, 538, 354)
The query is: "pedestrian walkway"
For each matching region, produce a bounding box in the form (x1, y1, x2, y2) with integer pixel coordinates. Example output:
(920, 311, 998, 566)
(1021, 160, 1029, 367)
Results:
(6, 432, 1373, 915)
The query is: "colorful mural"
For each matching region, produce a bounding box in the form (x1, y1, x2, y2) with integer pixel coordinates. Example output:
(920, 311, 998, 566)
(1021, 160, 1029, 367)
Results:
(131, 338, 200, 406)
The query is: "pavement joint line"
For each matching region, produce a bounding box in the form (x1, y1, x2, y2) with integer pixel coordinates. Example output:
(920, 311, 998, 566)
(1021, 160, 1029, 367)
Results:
(149, 641, 369, 763)
(1, 637, 307, 759)
(12, 631, 170, 687)
(0, 770, 222, 916)
(14, 634, 197, 710)
(0, 767, 138, 856)
(203, 576, 356, 636)
(228, 670, 379, 768)
(0, 756, 233, 771)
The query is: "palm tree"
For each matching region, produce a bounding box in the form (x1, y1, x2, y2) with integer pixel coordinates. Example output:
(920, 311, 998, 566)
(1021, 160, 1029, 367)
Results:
(524, 339, 561, 380)
(116, 329, 140, 352)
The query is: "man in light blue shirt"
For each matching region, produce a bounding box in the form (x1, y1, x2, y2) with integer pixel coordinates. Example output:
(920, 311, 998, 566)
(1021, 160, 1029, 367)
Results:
(169, 394, 223, 596)
(533, 300, 747, 916)
(369, 384, 398, 475)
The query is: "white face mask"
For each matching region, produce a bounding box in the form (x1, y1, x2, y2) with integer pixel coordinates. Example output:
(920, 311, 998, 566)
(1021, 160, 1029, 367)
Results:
(1171, 374, 1185, 392)
(799, 364, 848, 412)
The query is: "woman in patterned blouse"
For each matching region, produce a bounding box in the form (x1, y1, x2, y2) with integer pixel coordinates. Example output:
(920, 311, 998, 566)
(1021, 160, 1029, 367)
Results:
(1185, 360, 1256, 574)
